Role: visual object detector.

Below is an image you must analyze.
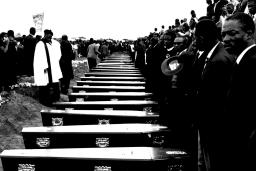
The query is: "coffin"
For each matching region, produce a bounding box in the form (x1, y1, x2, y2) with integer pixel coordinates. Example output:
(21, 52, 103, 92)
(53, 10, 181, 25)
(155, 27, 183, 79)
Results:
(72, 85, 146, 92)
(53, 100, 159, 111)
(90, 69, 140, 73)
(1, 147, 191, 171)
(76, 81, 145, 86)
(22, 124, 170, 148)
(80, 76, 145, 81)
(97, 63, 134, 66)
(68, 92, 152, 101)
(41, 109, 159, 126)
(84, 72, 142, 77)
(95, 66, 138, 70)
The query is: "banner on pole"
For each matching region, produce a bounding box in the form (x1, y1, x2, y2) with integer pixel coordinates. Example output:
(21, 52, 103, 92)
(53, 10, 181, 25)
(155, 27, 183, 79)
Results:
(33, 12, 44, 33)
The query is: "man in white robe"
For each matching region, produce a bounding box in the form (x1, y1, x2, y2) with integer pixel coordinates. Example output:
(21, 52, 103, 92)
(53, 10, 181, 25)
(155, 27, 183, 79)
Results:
(33, 29, 62, 106)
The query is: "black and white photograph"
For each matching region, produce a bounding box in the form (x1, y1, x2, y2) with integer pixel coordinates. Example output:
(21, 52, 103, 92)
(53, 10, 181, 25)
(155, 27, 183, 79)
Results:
(1, 0, 256, 171)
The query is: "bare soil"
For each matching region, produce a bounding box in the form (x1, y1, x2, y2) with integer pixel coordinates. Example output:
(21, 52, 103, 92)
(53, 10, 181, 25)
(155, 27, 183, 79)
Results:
(0, 57, 89, 171)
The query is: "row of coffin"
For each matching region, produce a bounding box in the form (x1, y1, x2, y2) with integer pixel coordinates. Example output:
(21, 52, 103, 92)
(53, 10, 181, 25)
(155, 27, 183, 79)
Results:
(0, 54, 192, 171)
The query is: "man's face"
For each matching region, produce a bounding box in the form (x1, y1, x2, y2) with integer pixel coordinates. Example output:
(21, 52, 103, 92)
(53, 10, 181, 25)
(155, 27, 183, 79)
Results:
(222, 19, 248, 56)
(160, 35, 173, 48)
(45, 34, 52, 42)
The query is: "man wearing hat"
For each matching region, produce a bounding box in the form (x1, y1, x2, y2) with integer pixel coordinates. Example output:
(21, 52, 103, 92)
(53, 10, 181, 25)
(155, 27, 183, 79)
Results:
(33, 29, 63, 106)
(195, 18, 235, 171)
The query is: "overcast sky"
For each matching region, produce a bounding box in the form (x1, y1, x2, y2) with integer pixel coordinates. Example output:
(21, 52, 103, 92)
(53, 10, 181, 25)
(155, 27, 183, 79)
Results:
(0, 0, 207, 40)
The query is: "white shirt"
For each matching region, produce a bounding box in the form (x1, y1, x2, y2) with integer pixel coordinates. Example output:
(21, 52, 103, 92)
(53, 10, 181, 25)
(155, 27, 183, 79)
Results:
(236, 44, 256, 64)
(87, 43, 99, 59)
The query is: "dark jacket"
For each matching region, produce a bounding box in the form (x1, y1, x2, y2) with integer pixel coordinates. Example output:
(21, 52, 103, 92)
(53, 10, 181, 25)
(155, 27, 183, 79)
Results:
(60, 40, 74, 79)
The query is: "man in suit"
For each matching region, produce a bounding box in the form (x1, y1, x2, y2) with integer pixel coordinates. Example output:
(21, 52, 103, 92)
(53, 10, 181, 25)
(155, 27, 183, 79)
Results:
(222, 12, 256, 171)
(195, 19, 236, 171)
(23, 27, 36, 76)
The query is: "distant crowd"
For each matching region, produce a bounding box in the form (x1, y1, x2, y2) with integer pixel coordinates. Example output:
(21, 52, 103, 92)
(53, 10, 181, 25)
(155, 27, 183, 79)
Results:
(0, 28, 131, 93)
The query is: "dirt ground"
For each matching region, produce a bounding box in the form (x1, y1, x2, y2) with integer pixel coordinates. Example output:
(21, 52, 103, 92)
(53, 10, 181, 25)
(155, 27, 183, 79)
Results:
(0, 57, 89, 171)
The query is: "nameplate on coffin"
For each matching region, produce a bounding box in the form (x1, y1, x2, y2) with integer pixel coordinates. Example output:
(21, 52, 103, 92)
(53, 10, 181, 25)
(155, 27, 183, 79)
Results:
(96, 137, 110, 147)
(18, 164, 35, 171)
(143, 107, 152, 113)
(104, 108, 113, 111)
(98, 119, 110, 125)
(65, 108, 74, 111)
(76, 98, 84, 102)
(168, 164, 184, 171)
(94, 166, 112, 171)
(36, 137, 50, 148)
(110, 98, 118, 101)
(51, 117, 63, 126)
(152, 135, 165, 146)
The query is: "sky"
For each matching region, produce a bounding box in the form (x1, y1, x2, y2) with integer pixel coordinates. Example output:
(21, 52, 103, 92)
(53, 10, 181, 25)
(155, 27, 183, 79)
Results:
(0, 0, 207, 40)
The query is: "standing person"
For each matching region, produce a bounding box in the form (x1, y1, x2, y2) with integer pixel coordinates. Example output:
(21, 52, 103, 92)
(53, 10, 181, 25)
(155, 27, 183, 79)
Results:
(206, 0, 215, 20)
(33, 29, 62, 106)
(0, 32, 8, 91)
(134, 38, 146, 75)
(195, 19, 235, 171)
(59, 34, 74, 94)
(159, 25, 165, 35)
(222, 12, 256, 171)
(23, 27, 37, 76)
(99, 40, 109, 60)
(5, 30, 18, 89)
(189, 10, 198, 30)
(86, 38, 101, 70)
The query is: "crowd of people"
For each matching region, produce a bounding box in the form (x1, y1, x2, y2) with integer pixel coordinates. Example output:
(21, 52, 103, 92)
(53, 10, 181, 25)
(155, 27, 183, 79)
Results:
(130, 0, 256, 171)
(1, 0, 256, 170)
(0, 27, 127, 104)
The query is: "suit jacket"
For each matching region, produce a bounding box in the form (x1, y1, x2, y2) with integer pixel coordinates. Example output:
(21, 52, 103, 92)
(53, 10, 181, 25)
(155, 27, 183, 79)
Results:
(198, 42, 235, 124)
(228, 45, 256, 130)
(23, 34, 37, 75)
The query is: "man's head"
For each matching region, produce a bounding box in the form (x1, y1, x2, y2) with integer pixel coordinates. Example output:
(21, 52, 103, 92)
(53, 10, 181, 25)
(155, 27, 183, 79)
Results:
(30, 27, 36, 35)
(0, 32, 8, 43)
(206, 0, 212, 5)
(195, 19, 218, 51)
(62, 34, 68, 41)
(222, 12, 255, 56)
(175, 19, 180, 27)
(191, 10, 196, 18)
(43, 29, 53, 43)
(7, 30, 14, 38)
(89, 38, 94, 44)
(160, 30, 175, 48)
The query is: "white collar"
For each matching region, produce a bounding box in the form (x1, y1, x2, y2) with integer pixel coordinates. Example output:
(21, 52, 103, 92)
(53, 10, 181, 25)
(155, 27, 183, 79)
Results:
(236, 44, 256, 64)
(202, 42, 220, 71)
(197, 50, 204, 59)
(167, 46, 174, 51)
(206, 41, 220, 60)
